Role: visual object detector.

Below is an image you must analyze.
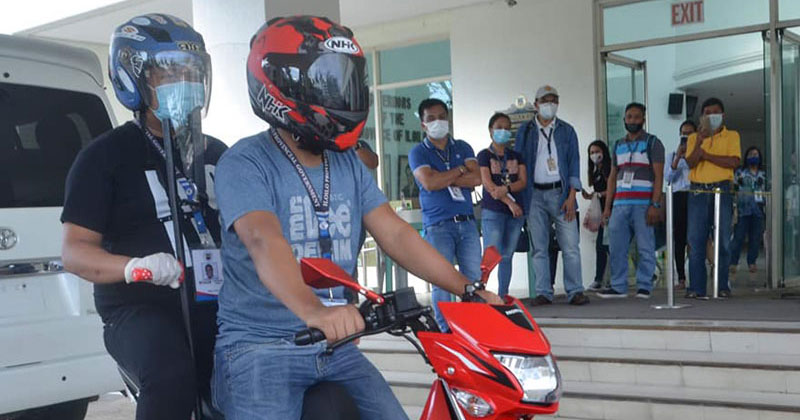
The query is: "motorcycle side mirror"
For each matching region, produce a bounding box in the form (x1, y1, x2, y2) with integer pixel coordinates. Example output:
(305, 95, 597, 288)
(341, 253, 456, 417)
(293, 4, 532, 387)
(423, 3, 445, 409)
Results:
(479, 246, 502, 284)
(300, 258, 384, 304)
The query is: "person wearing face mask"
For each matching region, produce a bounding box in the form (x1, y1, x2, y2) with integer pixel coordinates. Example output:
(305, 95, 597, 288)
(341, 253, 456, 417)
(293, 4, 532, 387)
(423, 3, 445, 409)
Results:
(582, 140, 612, 291)
(477, 112, 527, 297)
(684, 97, 741, 299)
(60, 15, 226, 419)
(514, 85, 589, 306)
(729, 146, 768, 275)
(599, 103, 665, 299)
(664, 120, 697, 290)
(409, 98, 484, 331)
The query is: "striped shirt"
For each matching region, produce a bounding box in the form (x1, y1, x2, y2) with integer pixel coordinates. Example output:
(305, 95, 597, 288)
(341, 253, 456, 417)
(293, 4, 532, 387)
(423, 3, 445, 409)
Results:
(612, 132, 664, 207)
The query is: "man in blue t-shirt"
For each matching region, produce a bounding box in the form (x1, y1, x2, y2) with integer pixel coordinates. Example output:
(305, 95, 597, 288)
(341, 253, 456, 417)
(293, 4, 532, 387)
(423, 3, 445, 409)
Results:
(409, 98, 483, 331)
(211, 18, 501, 419)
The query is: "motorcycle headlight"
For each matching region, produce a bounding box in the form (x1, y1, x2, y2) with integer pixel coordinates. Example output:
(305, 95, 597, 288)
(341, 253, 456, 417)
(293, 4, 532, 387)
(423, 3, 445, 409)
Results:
(493, 353, 562, 404)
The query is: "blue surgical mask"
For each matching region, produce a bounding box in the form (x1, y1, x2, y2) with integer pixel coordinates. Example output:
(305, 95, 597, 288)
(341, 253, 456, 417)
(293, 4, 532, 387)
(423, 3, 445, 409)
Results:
(747, 156, 760, 166)
(153, 81, 206, 127)
(492, 129, 512, 144)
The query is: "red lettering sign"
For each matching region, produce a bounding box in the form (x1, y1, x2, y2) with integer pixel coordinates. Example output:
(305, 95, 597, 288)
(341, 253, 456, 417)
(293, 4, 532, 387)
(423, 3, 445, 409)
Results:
(671, 0, 704, 26)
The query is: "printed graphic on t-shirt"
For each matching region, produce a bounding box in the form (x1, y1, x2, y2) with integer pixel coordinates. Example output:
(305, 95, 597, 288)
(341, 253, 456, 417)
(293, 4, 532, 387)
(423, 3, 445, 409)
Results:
(288, 193, 353, 262)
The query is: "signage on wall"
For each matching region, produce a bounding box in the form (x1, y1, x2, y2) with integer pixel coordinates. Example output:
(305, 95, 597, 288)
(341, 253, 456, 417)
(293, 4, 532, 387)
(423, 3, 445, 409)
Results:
(498, 95, 536, 139)
(672, 0, 704, 26)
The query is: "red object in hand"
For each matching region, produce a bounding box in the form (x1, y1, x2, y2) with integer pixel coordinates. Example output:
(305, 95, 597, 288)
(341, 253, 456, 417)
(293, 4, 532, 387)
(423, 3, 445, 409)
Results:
(131, 268, 153, 282)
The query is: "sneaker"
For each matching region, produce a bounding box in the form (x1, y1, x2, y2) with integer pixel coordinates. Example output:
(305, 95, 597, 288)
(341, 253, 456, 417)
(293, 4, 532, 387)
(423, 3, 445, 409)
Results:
(748, 264, 758, 273)
(531, 295, 552, 306)
(674, 279, 686, 290)
(684, 290, 709, 300)
(635, 289, 651, 299)
(597, 288, 627, 298)
(718, 289, 732, 298)
(569, 293, 590, 306)
(587, 281, 603, 291)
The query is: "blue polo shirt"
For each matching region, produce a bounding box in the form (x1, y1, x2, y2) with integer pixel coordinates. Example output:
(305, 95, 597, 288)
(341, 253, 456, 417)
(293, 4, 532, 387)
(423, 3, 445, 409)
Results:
(409, 136, 476, 227)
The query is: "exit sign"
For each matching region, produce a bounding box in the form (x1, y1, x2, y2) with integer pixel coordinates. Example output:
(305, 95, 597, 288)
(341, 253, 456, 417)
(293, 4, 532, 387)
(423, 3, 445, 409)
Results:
(672, 0, 704, 26)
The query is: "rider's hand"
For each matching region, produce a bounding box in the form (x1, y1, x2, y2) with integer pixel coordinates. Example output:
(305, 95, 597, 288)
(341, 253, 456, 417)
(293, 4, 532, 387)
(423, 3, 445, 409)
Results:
(305, 305, 365, 344)
(124, 253, 182, 289)
(476, 290, 504, 304)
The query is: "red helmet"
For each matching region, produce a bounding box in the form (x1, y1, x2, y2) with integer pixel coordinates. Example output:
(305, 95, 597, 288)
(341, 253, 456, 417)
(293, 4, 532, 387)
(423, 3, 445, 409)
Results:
(247, 16, 369, 152)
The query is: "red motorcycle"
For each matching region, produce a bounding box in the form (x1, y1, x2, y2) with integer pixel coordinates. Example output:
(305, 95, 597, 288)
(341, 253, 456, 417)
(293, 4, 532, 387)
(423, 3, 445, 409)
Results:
(295, 247, 562, 420)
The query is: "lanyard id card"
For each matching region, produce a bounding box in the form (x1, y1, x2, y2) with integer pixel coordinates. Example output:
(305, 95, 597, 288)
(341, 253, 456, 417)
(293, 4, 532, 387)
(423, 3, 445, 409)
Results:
(621, 170, 635, 189)
(192, 248, 223, 302)
(448, 186, 466, 201)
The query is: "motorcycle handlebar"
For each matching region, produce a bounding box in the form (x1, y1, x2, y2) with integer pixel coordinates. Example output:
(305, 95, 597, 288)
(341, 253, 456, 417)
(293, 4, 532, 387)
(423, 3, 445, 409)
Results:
(294, 328, 327, 346)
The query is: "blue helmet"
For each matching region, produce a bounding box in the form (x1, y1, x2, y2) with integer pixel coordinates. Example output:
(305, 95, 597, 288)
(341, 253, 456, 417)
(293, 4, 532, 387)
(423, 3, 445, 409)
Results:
(109, 14, 211, 117)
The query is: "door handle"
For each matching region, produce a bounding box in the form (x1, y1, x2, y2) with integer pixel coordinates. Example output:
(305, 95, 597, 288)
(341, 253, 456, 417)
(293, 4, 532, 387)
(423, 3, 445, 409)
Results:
(0, 259, 64, 278)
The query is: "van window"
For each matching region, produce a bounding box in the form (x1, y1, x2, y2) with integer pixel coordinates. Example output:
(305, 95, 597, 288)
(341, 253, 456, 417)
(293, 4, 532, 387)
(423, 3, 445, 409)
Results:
(0, 82, 112, 208)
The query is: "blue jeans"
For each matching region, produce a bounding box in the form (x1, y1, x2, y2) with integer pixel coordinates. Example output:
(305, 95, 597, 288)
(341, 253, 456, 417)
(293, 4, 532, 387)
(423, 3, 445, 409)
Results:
(481, 209, 525, 297)
(608, 205, 655, 293)
(729, 214, 764, 266)
(423, 218, 482, 330)
(527, 188, 583, 301)
(688, 183, 733, 295)
(212, 340, 407, 420)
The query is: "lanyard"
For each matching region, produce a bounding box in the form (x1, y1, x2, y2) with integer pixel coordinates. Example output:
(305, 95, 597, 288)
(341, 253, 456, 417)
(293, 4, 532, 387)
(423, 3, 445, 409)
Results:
(489, 144, 510, 185)
(539, 126, 554, 156)
(269, 128, 333, 260)
(135, 120, 215, 247)
(426, 137, 452, 170)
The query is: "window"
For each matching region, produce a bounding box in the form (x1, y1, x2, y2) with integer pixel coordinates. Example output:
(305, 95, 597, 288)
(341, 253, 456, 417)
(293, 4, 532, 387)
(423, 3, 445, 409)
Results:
(359, 40, 452, 201)
(0, 82, 112, 208)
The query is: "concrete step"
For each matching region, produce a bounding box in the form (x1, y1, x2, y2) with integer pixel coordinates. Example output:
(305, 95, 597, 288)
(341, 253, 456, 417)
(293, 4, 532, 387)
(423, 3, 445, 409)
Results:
(383, 371, 800, 419)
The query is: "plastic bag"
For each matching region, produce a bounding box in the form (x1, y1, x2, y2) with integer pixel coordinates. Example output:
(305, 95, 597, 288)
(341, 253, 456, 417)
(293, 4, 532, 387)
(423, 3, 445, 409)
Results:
(583, 194, 602, 233)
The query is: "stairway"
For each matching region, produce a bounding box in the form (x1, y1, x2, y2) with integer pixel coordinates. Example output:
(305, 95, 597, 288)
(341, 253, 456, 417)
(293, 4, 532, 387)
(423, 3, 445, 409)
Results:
(358, 318, 800, 419)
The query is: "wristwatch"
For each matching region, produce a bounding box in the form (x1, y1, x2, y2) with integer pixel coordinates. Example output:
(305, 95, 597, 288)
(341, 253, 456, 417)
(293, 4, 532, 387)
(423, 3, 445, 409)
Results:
(650, 201, 662, 209)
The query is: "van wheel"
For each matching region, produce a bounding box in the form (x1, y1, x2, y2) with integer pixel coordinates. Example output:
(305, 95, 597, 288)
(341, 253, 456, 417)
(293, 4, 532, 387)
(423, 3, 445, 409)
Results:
(15, 398, 90, 420)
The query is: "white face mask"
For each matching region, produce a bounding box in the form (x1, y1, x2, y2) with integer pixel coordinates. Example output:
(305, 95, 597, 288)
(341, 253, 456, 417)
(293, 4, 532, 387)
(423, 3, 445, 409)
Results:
(538, 103, 558, 121)
(708, 114, 723, 132)
(425, 119, 450, 140)
(590, 153, 603, 164)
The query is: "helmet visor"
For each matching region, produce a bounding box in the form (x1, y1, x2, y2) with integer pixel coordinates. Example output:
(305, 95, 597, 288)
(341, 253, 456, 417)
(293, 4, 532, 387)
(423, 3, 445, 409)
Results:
(142, 50, 212, 118)
(266, 53, 368, 113)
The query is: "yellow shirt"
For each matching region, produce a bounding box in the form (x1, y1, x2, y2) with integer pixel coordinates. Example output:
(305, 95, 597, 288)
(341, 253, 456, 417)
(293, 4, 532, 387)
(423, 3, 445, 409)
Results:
(686, 127, 741, 183)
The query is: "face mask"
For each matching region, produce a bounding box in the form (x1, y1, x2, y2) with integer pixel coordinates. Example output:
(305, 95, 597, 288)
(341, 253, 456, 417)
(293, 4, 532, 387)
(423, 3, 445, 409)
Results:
(747, 156, 760, 166)
(492, 129, 512, 144)
(708, 114, 723, 132)
(425, 119, 449, 140)
(153, 81, 206, 127)
(590, 153, 603, 164)
(538, 103, 558, 120)
(625, 122, 643, 134)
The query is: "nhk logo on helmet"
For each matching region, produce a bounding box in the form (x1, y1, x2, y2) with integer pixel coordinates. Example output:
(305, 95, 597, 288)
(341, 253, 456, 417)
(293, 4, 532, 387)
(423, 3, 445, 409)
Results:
(324, 37, 360, 54)
(257, 86, 290, 123)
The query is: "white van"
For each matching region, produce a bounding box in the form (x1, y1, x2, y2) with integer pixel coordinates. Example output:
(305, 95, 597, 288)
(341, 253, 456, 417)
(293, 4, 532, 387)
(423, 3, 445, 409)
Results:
(0, 35, 123, 419)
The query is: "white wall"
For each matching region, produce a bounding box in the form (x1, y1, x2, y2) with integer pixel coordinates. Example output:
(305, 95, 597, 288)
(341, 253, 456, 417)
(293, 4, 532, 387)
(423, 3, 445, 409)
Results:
(352, 0, 599, 297)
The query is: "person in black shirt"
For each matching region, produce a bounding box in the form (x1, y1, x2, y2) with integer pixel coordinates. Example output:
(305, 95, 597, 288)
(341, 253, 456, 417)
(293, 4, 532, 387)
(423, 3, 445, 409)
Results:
(60, 15, 224, 420)
(477, 112, 527, 297)
(583, 140, 611, 291)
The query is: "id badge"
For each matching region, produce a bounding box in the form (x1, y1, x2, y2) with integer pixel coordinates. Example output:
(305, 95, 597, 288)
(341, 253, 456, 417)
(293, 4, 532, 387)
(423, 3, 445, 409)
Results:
(621, 171, 635, 189)
(448, 186, 466, 202)
(546, 157, 558, 176)
(192, 248, 223, 302)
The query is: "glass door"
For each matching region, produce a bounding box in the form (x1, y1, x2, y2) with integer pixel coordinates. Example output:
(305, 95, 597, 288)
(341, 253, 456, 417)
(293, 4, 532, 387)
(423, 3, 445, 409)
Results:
(604, 53, 646, 144)
(780, 28, 800, 287)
